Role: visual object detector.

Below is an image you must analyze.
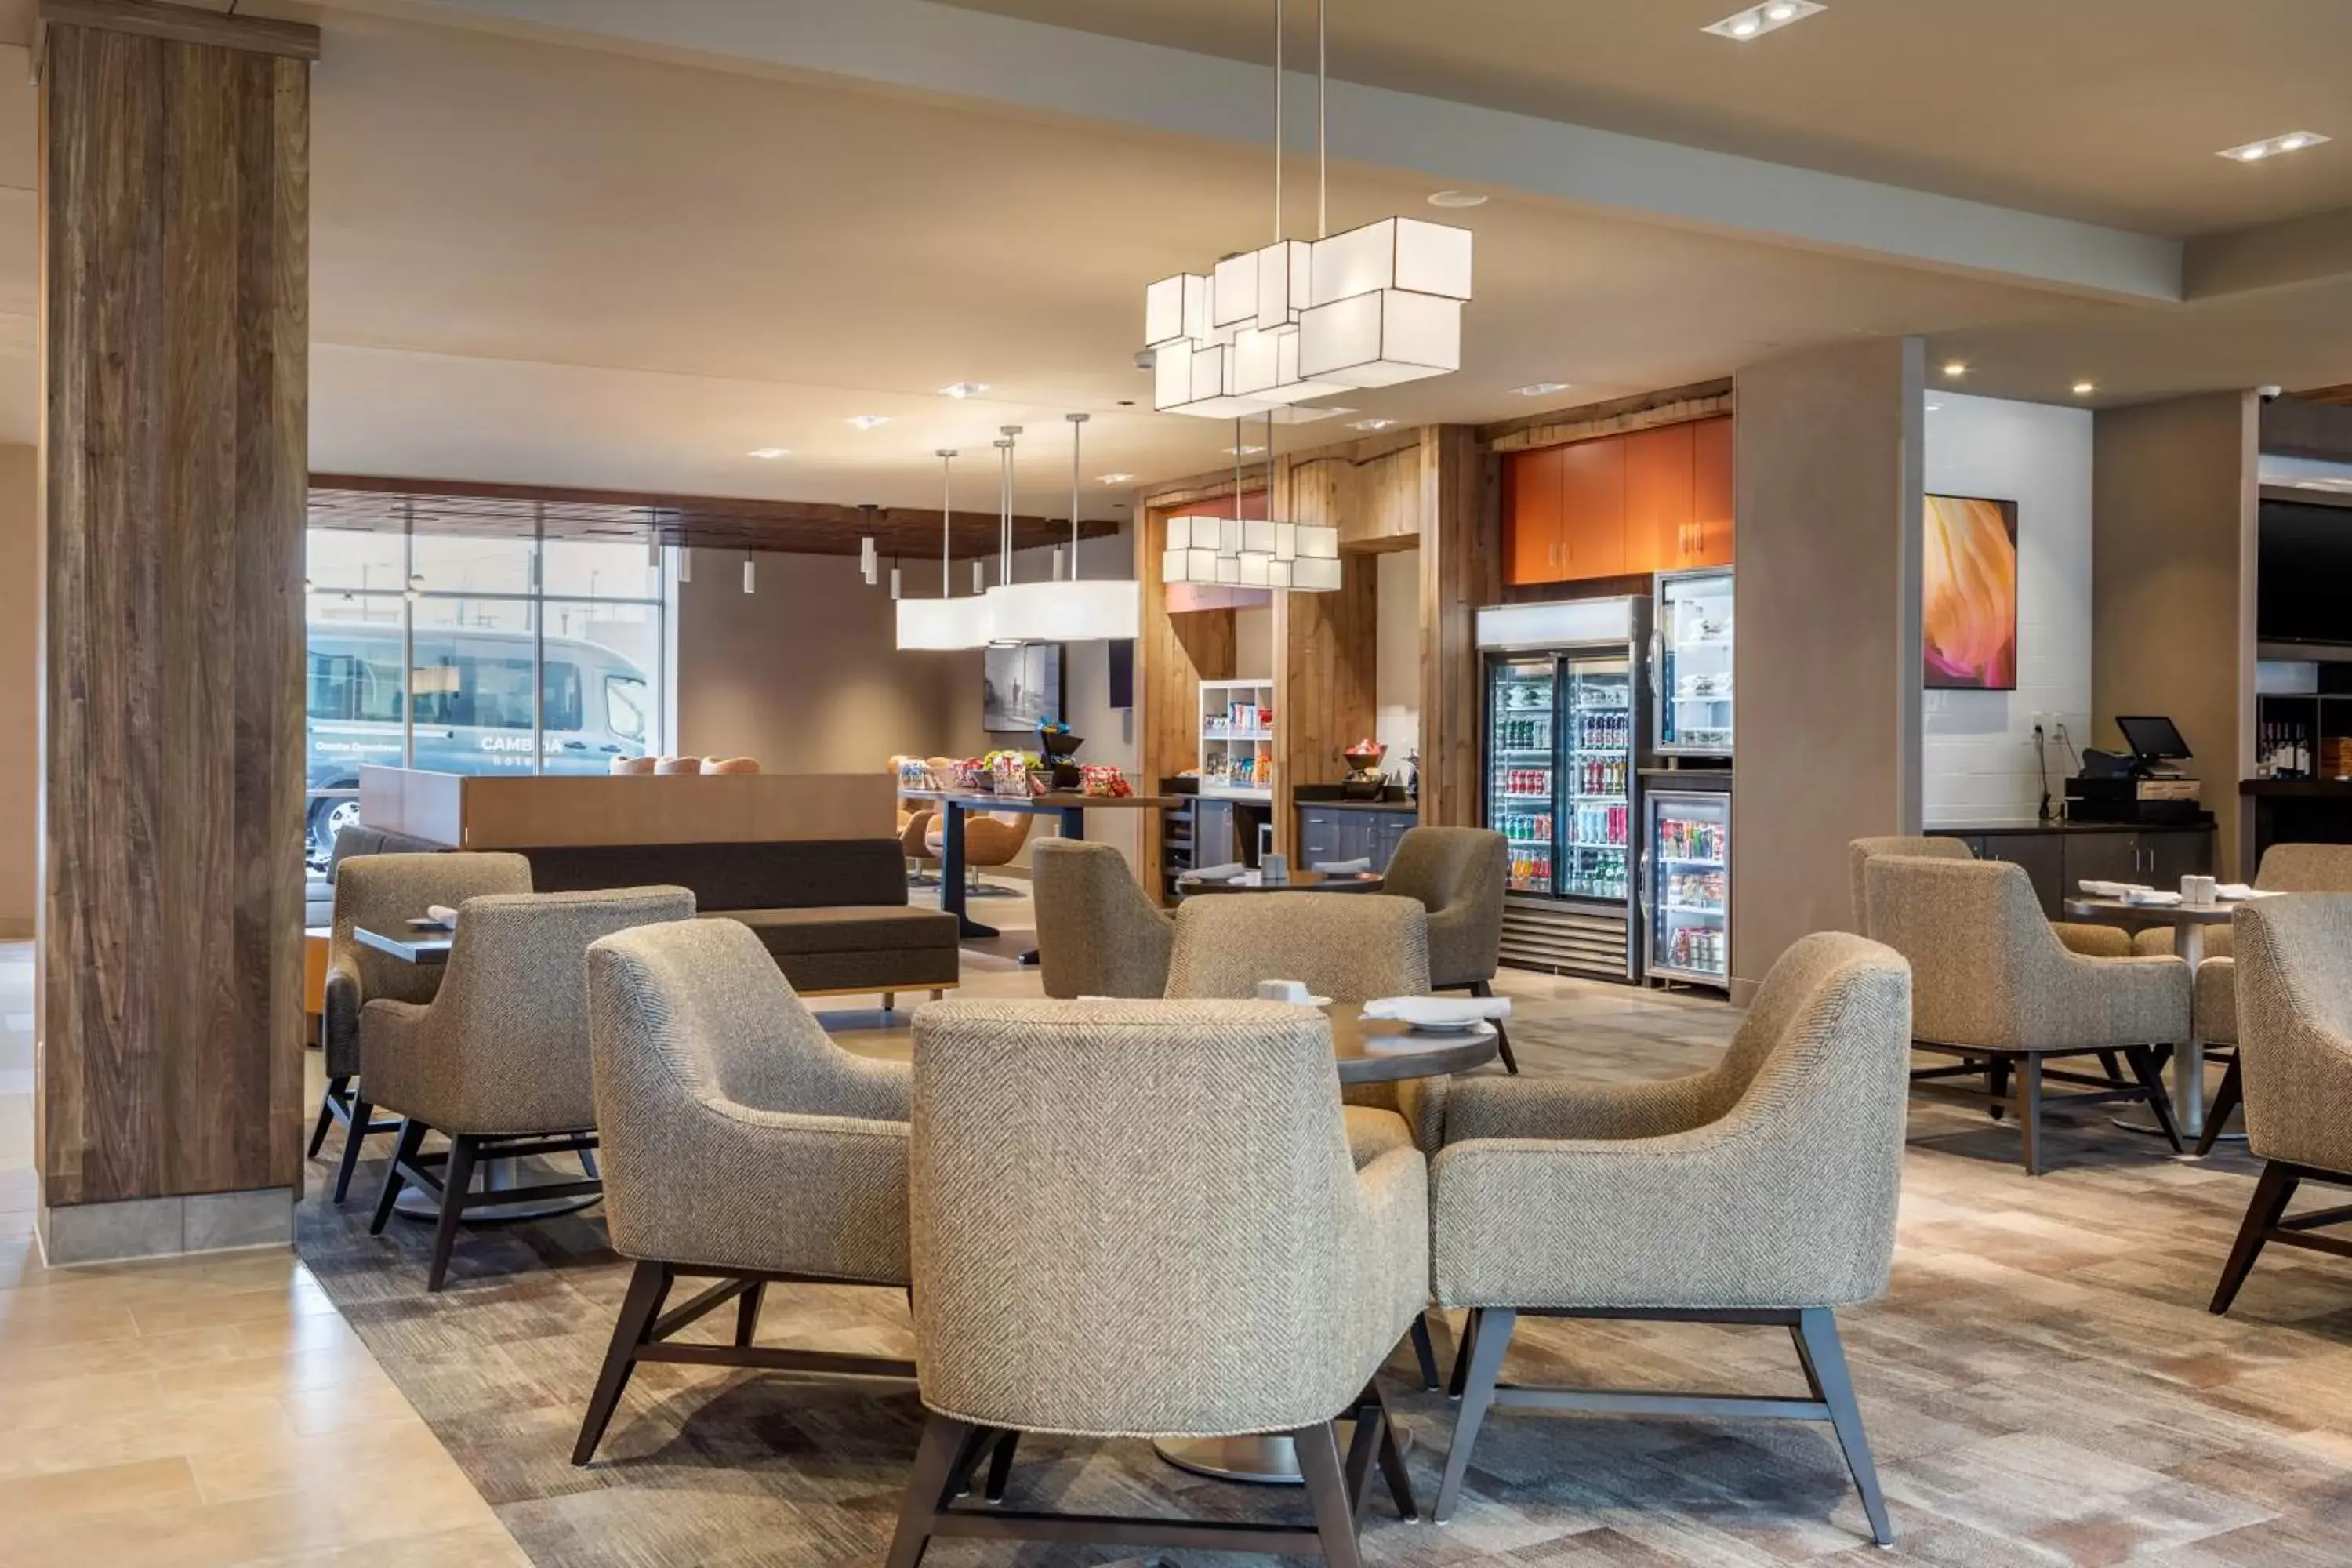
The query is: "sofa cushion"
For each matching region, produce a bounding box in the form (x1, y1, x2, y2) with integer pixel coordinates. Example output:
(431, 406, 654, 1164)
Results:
(721, 906, 958, 956)
(522, 839, 909, 912)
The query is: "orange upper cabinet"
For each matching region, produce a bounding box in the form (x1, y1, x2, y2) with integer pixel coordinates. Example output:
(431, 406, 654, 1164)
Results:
(1504, 445, 1565, 585)
(1621, 423, 1694, 575)
(1689, 415, 1734, 567)
(1557, 437, 1628, 579)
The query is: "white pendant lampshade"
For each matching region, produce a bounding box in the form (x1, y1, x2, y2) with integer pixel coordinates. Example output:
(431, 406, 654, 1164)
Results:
(1296, 285, 1461, 387)
(982, 578, 1141, 643)
(1309, 216, 1475, 306)
(896, 447, 992, 651)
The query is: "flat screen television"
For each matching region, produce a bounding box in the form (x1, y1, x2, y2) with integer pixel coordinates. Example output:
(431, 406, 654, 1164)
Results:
(2259, 499, 2352, 646)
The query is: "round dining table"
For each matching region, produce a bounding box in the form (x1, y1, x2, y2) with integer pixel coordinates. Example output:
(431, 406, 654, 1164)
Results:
(1155, 1000, 1497, 1486)
(1174, 868, 1386, 896)
(2061, 895, 2238, 1140)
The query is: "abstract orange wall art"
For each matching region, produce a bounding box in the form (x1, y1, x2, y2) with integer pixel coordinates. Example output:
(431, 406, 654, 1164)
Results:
(1922, 494, 2018, 690)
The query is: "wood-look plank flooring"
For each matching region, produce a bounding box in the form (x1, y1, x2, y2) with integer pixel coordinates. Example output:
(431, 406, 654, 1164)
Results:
(285, 891, 2352, 1567)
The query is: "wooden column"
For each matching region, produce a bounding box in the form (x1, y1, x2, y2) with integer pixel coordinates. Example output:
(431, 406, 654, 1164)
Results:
(38, 0, 315, 1259)
(1418, 426, 1486, 826)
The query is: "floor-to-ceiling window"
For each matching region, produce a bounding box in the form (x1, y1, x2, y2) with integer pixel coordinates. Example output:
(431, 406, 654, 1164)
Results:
(303, 523, 667, 862)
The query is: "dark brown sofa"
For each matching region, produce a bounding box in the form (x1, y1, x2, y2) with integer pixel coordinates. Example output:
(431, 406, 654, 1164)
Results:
(517, 839, 960, 997)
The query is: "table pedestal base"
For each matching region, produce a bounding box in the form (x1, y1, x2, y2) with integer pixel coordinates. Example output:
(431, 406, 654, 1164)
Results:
(1153, 1420, 1412, 1486)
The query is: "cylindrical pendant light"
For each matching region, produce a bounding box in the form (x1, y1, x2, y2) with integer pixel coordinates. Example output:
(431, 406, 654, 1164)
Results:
(858, 504, 880, 586)
(742, 550, 755, 594)
(679, 546, 692, 583)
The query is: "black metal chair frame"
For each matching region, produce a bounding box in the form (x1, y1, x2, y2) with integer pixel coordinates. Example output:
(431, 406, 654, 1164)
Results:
(1908, 1040, 2180, 1174)
(1437, 1305, 1893, 1548)
(2212, 1159, 2352, 1314)
(367, 1119, 604, 1291)
(574, 1258, 919, 1465)
(1458, 979, 1519, 1075)
(307, 1074, 401, 1205)
(884, 1379, 1414, 1568)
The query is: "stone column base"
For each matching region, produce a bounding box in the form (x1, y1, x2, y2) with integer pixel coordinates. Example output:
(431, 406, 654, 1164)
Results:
(38, 1187, 295, 1265)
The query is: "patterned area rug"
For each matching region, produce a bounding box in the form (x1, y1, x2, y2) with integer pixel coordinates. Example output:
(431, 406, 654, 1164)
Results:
(297, 978, 2352, 1566)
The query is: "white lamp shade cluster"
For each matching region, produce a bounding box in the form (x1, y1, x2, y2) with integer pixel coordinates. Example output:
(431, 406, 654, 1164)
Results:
(895, 579, 1139, 650)
(1163, 514, 1341, 591)
(1145, 216, 1472, 418)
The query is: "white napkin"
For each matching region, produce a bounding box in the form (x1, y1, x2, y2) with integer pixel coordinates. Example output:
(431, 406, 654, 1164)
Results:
(425, 905, 459, 927)
(2123, 888, 2182, 906)
(1191, 862, 1243, 882)
(2078, 880, 2149, 898)
(2216, 884, 2281, 900)
(1361, 995, 1512, 1025)
(1311, 858, 1373, 873)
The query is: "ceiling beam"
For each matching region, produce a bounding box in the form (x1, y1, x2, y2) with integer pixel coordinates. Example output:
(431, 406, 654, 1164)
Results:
(380, 0, 2183, 304)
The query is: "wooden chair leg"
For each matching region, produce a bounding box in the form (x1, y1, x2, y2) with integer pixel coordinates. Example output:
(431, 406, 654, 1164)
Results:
(2018, 1056, 2044, 1177)
(1410, 1313, 1441, 1390)
(982, 1429, 1019, 1504)
(735, 1281, 767, 1348)
(1792, 1307, 1893, 1548)
(309, 1076, 347, 1158)
(426, 1134, 481, 1293)
(331, 1094, 374, 1205)
(2125, 1044, 2185, 1153)
(1436, 1306, 1517, 1522)
(572, 1260, 673, 1465)
(1293, 1421, 1365, 1568)
(884, 1413, 987, 1568)
(368, 1118, 426, 1235)
(1471, 981, 1518, 1074)
(2196, 1054, 2243, 1158)
(2212, 1160, 2300, 1315)
(1987, 1059, 2009, 1121)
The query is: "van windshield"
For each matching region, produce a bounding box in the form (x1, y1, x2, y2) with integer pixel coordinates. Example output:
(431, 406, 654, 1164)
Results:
(605, 673, 649, 744)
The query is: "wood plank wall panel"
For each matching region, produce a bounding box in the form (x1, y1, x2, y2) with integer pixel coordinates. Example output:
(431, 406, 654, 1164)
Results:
(1271, 449, 1379, 858)
(40, 15, 310, 1205)
(1134, 492, 1240, 902)
(1419, 427, 1484, 826)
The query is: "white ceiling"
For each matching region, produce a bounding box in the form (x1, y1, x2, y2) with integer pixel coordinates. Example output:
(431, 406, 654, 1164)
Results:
(0, 0, 2341, 510)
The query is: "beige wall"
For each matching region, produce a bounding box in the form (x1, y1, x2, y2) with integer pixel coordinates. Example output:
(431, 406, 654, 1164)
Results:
(0, 444, 33, 937)
(675, 549, 963, 772)
(2092, 394, 2258, 879)
(1731, 337, 1924, 993)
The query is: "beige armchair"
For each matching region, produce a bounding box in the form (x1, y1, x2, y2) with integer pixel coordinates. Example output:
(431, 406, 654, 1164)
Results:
(1429, 932, 1911, 1546)
(1031, 839, 1173, 997)
(1849, 834, 2132, 956)
(1867, 855, 2189, 1174)
(2211, 895, 2352, 1314)
(363, 885, 697, 1290)
(2132, 844, 2352, 1153)
(1382, 826, 1515, 1073)
(572, 918, 916, 1464)
(887, 999, 1425, 1565)
(314, 852, 532, 1204)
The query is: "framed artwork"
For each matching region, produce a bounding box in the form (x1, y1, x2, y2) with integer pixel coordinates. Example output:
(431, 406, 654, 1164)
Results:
(983, 642, 1063, 731)
(1922, 493, 2018, 691)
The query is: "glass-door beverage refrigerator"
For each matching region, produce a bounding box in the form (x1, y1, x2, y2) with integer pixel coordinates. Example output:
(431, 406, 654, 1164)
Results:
(1654, 568, 1734, 757)
(1644, 785, 1730, 988)
(1476, 598, 1642, 982)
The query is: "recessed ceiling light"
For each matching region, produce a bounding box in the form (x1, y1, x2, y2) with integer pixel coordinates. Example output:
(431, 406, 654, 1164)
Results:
(1428, 190, 1488, 209)
(1512, 382, 1571, 396)
(1941, 361, 1967, 379)
(938, 382, 990, 399)
(2071, 380, 2096, 397)
(847, 415, 890, 430)
(2220, 131, 2330, 163)
(1097, 473, 1135, 484)
(1704, 0, 1825, 41)
(1225, 444, 1266, 456)
(747, 447, 789, 459)
(1348, 418, 1399, 431)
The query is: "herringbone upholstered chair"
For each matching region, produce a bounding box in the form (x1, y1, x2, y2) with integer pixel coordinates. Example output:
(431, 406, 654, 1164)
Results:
(2134, 844, 2352, 1152)
(314, 852, 532, 1204)
(886, 999, 1425, 1567)
(571, 918, 917, 1464)
(1031, 839, 1174, 998)
(1382, 827, 1517, 1073)
(1428, 931, 1911, 1546)
(2211, 895, 2352, 1313)
(1866, 855, 2189, 1174)
(1848, 834, 2131, 956)
(363, 885, 695, 1290)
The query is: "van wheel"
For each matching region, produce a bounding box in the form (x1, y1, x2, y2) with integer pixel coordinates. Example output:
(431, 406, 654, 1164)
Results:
(309, 796, 361, 865)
